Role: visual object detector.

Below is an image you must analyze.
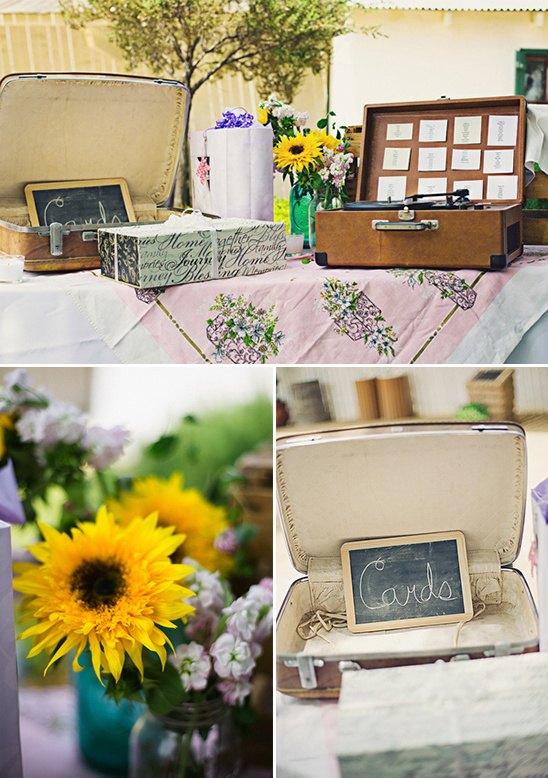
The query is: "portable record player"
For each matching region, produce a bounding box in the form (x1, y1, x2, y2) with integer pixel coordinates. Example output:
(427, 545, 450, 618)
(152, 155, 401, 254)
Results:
(315, 96, 526, 270)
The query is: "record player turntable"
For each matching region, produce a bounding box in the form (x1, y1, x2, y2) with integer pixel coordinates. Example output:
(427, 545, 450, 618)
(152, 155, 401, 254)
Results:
(315, 96, 525, 270)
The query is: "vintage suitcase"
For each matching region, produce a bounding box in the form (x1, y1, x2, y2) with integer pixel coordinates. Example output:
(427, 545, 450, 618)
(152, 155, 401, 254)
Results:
(276, 421, 538, 698)
(0, 72, 189, 272)
(315, 96, 526, 270)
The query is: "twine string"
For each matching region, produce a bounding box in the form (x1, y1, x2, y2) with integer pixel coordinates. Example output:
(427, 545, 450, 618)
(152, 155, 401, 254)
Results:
(297, 609, 348, 644)
(455, 601, 486, 646)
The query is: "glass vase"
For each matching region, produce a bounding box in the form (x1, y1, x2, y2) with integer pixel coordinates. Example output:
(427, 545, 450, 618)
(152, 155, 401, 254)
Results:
(129, 698, 242, 778)
(289, 183, 313, 247)
(74, 652, 143, 776)
(308, 186, 342, 250)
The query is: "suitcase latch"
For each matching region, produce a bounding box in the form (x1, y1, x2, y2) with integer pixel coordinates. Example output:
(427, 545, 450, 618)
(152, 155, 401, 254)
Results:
(284, 654, 324, 689)
(49, 222, 70, 256)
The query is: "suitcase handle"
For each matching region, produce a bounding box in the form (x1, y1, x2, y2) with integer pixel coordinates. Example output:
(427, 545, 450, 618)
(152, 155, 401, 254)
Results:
(372, 219, 439, 232)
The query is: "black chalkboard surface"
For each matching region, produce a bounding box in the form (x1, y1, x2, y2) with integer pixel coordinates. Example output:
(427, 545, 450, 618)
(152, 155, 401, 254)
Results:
(25, 178, 135, 227)
(341, 532, 473, 633)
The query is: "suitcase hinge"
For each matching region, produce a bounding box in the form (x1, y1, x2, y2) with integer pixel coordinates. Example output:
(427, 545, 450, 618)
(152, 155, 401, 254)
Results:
(284, 654, 324, 689)
(338, 660, 362, 672)
(484, 641, 517, 658)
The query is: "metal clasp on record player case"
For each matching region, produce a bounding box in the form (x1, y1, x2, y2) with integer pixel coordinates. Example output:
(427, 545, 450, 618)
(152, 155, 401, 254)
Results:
(372, 219, 439, 232)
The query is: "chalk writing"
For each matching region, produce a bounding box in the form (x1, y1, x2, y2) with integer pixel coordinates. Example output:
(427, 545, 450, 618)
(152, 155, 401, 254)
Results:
(359, 559, 457, 610)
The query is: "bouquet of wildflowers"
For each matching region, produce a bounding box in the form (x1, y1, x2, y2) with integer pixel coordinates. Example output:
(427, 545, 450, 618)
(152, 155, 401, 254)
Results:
(258, 94, 354, 203)
(0, 368, 128, 526)
(172, 563, 273, 709)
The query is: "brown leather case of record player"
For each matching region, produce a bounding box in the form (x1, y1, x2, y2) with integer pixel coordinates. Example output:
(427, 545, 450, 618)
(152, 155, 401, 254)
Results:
(315, 96, 526, 270)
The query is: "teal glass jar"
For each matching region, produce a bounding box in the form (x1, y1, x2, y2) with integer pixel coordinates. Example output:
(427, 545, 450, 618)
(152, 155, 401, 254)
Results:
(289, 183, 313, 247)
(129, 697, 242, 778)
(74, 653, 143, 776)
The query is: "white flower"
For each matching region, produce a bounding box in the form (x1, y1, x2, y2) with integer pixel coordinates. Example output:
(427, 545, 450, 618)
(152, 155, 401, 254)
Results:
(183, 560, 226, 612)
(217, 679, 253, 706)
(16, 401, 87, 448)
(171, 642, 211, 692)
(84, 424, 128, 470)
(210, 633, 255, 680)
(223, 578, 273, 644)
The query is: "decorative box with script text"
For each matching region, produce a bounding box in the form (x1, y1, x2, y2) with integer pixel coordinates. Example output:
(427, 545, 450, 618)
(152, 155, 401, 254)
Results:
(99, 213, 286, 288)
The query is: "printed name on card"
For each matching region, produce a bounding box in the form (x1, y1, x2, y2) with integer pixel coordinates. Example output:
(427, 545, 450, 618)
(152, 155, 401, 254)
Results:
(486, 175, 518, 200)
(453, 116, 482, 145)
(418, 147, 447, 172)
(487, 115, 518, 147)
(417, 178, 448, 199)
(483, 149, 514, 175)
(382, 147, 411, 171)
(419, 119, 448, 143)
(377, 176, 407, 201)
(451, 149, 481, 171)
(386, 123, 414, 141)
(453, 179, 484, 200)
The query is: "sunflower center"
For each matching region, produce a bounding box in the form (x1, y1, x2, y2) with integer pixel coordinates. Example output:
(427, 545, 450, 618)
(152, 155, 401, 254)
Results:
(69, 557, 127, 610)
(289, 144, 304, 155)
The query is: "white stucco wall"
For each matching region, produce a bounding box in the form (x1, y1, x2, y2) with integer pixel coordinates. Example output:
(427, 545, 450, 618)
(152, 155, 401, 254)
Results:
(331, 9, 548, 127)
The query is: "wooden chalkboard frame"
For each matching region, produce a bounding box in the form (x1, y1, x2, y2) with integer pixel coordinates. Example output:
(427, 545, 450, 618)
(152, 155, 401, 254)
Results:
(341, 531, 473, 633)
(24, 178, 135, 227)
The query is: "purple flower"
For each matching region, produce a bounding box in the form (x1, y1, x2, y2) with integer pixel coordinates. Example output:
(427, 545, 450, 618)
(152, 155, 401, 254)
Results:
(84, 424, 128, 470)
(215, 108, 254, 129)
(217, 678, 253, 706)
(214, 527, 238, 555)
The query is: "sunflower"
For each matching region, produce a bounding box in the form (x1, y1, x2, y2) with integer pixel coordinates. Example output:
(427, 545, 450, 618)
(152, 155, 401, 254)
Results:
(274, 132, 322, 173)
(13, 506, 195, 684)
(106, 473, 234, 575)
(307, 130, 341, 151)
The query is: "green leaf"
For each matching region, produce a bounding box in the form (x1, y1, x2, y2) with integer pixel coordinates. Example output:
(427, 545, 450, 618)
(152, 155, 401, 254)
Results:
(141, 661, 186, 715)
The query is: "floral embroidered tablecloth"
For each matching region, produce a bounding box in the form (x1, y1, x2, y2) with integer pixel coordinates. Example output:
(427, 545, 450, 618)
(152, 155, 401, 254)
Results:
(59, 247, 548, 364)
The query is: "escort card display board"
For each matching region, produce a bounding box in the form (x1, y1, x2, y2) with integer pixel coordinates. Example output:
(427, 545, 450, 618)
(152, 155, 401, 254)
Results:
(276, 421, 538, 698)
(315, 96, 525, 270)
(341, 532, 473, 632)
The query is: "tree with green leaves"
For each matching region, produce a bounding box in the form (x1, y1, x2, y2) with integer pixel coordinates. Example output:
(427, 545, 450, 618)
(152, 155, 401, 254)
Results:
(60, 0, 379, 203)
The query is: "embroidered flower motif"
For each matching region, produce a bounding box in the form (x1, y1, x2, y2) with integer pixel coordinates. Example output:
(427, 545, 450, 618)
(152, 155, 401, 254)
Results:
(207, 293, 284, 364)
(320, 278, 398, 358)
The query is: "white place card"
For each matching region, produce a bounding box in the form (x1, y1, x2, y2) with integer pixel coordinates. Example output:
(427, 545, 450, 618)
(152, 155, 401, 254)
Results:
(419, 119, 448, 142)
(418, 147, 447, 172)
(486, 175, 518, 200)
(483, 149, 514, 174)
(386, 123, 413, 141)
(417, 178, 448, 199)
(451, 149, 481, 170)
(487, 115, 518, 147)
(377, 176, 407, 202)
(453, 179, 484, 200)
(382, 147, 411, 171)
(453, 116, 482, 145)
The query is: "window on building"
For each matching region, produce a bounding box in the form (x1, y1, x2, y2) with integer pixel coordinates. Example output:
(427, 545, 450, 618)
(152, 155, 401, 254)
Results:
(516, 50, 548, 104)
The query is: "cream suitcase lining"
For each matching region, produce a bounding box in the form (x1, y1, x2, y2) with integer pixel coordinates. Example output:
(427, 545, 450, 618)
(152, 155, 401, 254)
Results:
(276, 422, 538, 696)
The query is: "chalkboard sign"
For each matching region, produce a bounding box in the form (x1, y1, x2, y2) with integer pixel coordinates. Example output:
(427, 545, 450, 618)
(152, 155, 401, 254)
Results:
(25, 178, 135, 227)
(341, 531, 473, 633)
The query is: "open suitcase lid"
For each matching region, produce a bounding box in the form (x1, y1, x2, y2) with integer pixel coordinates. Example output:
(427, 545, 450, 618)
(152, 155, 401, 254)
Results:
(276, 421, 527, 574)
(355, 95, 526, 207)
(0, 72, 189, 210)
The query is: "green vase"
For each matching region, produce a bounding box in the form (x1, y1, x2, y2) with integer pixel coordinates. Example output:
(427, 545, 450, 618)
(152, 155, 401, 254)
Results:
(74, 653, 143, 776)
(289, 183, 313, 248)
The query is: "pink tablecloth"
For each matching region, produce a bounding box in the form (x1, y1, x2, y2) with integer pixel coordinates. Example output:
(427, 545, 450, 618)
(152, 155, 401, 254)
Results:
(29, 247, 548, 364)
